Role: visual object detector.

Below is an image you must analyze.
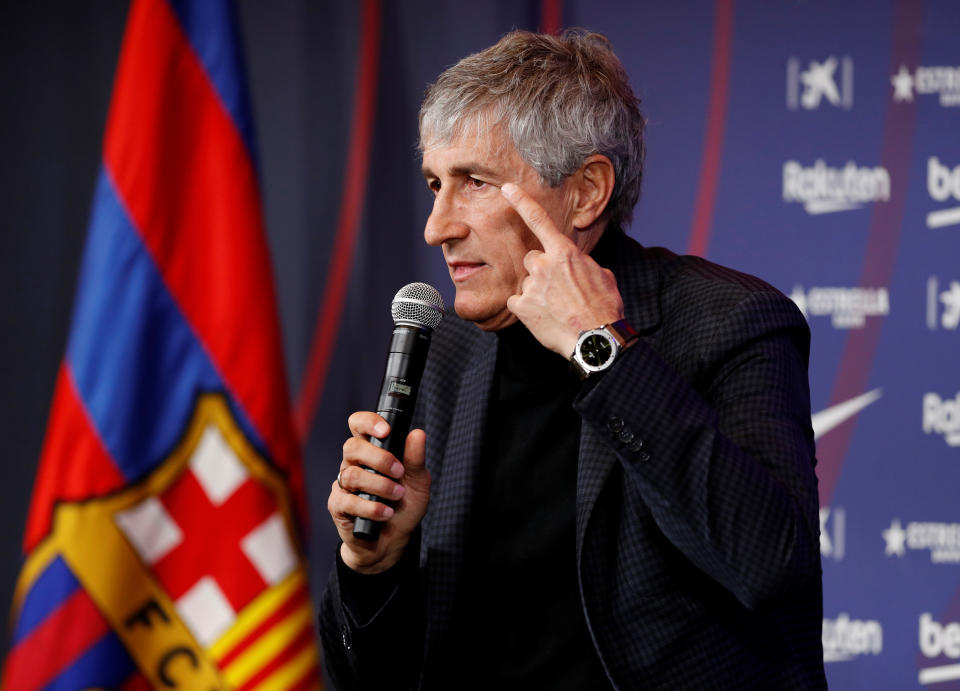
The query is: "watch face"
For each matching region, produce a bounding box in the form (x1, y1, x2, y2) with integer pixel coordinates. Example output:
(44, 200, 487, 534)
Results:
(579, 333, 613, 367)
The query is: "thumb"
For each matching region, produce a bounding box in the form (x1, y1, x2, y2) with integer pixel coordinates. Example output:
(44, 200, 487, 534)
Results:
(402, 429, 428, 482)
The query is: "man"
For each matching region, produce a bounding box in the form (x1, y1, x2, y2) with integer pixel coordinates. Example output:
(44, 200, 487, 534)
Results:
(320, 29, 826, 690)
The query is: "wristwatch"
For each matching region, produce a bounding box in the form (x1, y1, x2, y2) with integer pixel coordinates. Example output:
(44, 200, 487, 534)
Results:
(570, 319, 638, 379)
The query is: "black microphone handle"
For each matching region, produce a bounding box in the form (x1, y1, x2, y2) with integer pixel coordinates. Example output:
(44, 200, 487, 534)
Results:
(353, 325, 431, 541)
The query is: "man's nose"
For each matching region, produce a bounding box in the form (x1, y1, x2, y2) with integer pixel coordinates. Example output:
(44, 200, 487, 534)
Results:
(424, 191, 468, 247)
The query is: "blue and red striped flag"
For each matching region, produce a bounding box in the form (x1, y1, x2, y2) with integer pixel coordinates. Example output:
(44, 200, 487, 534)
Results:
(3, 1, 321, 688)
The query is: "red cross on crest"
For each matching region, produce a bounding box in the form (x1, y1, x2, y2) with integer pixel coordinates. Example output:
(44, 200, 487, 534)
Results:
(115, 419, 299, 648)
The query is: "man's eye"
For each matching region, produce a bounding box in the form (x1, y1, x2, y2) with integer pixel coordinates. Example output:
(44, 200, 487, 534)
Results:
(468, 177, 487, 189)
(428, 179, 441, 193)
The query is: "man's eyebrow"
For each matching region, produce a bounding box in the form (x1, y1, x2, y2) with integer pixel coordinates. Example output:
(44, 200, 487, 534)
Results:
(453, 162, 501, 180)
(420, 162, 502, 182)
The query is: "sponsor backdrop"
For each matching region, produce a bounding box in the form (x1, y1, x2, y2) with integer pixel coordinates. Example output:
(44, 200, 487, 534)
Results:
(1, 1, 958, 689)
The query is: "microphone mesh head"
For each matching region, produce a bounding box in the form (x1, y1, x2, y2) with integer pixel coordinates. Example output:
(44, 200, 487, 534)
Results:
(391, 282, 445, 330)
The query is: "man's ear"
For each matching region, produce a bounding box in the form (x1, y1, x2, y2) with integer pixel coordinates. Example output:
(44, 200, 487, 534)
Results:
(571, 154, 615, 230)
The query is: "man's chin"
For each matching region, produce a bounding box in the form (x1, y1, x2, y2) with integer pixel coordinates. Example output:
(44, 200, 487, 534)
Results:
(453, 295, 517, 332)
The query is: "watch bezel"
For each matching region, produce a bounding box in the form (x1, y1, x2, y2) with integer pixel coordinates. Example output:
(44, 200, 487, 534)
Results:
(574, 327, 621, 374)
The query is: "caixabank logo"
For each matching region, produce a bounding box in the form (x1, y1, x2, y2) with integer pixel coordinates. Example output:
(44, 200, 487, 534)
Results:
(926, 277, 960, 331)
(9, 394, 317, 689)
(786, 56, 854, 110)
(819, 506, 846, 562)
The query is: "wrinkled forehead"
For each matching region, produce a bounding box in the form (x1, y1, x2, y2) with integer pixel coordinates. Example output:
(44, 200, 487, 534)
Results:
(419, 108, 511, 159)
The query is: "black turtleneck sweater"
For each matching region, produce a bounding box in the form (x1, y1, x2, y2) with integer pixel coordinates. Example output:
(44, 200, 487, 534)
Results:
(444, 321, 609, 688)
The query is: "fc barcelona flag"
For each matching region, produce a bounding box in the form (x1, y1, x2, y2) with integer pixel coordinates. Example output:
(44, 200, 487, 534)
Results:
(3, 0, 322, 689)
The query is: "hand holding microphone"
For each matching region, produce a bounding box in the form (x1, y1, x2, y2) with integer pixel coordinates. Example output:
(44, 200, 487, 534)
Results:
(353, 283, 444, 540)
(329, 283, 444, 573)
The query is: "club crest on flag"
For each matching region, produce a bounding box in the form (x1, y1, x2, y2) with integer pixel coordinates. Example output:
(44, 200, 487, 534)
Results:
(9, 395, 317, 690)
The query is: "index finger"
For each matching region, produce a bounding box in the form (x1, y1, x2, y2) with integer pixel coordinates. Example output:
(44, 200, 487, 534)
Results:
(501, 182, 575, 254)
(348, 411, 390, 439)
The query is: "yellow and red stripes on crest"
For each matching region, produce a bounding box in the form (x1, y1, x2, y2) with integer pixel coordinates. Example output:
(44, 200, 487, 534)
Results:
(211, 570, 320, 691)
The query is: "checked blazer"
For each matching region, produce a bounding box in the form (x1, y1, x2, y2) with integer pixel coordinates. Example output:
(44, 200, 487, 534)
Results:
(319, 230, 827, 690)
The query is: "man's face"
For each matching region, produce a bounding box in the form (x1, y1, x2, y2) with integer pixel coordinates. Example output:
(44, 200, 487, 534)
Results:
(420, 126, 576, 331)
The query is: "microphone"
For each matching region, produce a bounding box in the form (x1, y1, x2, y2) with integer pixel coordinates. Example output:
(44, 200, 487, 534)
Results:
(353, 282, 445, 541)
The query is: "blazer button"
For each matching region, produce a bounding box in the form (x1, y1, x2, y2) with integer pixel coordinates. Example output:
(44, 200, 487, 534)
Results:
(629, 439, 644, 452)
(638, 450, 651, 462)
(619, 429, 635, 443)
(607, 416, 625, 433)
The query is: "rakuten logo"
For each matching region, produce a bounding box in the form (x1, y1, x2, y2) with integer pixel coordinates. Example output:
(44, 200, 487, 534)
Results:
(927, 157, 960, 228)
(822, 614, 882, 663)
(923, 392, 960, 447)
(783, 160, 890, 214)
(919, 614, 960, 685)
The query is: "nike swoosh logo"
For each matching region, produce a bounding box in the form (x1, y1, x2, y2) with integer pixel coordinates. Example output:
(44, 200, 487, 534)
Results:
(811, 389, 883, 440)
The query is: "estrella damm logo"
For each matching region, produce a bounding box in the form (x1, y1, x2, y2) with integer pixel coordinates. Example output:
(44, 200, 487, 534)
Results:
(11, 394, 319, 689)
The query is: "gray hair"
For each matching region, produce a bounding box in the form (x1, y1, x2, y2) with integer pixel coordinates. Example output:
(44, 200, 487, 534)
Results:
(419, 29, 645, 229)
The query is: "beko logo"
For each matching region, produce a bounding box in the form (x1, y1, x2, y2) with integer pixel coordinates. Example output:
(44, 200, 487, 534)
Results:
(927, 157, 960, 229)
(919, 614, 960, 685)
(783, 160, 890, 214)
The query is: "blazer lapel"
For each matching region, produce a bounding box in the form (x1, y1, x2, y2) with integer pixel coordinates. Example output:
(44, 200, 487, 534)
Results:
(421, 329, 497, 660)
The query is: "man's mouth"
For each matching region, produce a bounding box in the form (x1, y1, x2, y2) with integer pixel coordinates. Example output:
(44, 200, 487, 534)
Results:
(449, 262, 486, 282)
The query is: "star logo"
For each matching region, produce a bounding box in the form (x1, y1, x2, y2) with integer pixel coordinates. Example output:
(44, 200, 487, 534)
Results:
(883, 519, 907, 557)
(800, 58, 842, 109)
(891, 65, 914, 102)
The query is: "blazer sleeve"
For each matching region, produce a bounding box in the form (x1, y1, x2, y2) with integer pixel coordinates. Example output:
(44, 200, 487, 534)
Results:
(573, 289, 820, 610)
(318, 536, 424, 690)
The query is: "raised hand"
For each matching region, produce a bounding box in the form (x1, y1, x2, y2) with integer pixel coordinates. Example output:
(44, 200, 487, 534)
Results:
(501, 182, 624, 357)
